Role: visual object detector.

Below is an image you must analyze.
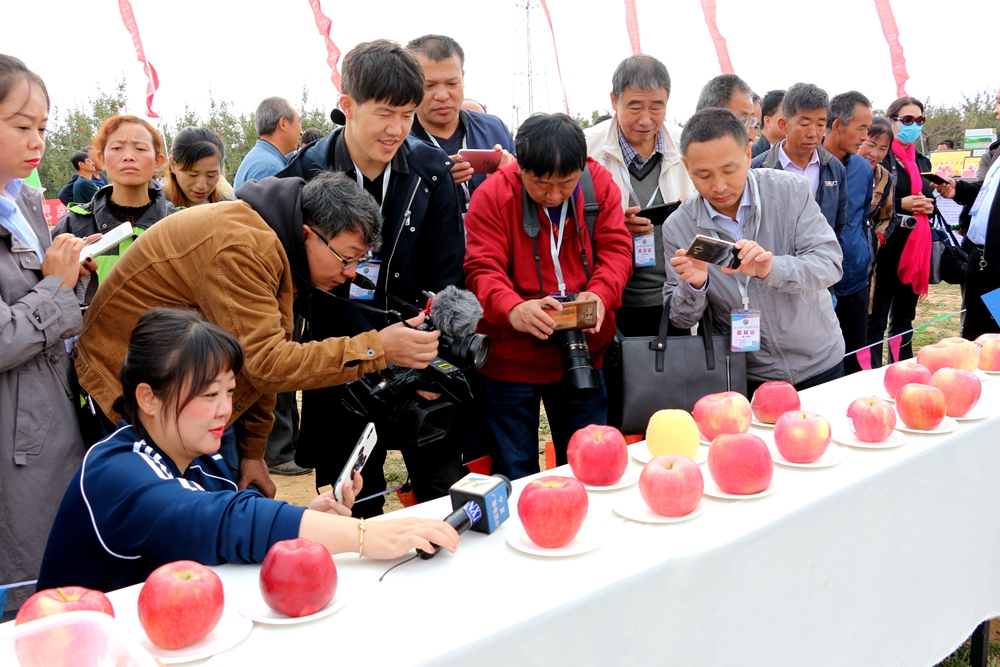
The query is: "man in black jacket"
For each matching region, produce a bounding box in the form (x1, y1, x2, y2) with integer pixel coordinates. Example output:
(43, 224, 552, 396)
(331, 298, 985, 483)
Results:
(276, 39, 467, 515)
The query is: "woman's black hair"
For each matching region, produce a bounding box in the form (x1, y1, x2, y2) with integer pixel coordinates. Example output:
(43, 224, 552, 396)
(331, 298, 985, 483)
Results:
(867, 117, 894, 141)
(0, 54, 49, 113)
(164, 127, 226, 206)
(113, 308, 244, 436)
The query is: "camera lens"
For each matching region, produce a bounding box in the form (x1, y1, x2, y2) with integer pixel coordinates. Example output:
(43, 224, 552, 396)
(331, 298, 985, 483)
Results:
(558, 330, 599, 394)
(440, 333, 491, 369)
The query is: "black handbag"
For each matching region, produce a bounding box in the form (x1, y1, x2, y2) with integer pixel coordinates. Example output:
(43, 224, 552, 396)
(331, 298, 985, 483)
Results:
(939, 227, 969, 285)
(618, 303, 748, 435)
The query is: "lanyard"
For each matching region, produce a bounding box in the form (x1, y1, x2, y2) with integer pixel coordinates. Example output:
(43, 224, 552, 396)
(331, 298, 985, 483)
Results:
(353, 161, 392, 212)
(548, 200, 569, 296)
(618, 162, 660, 209)
(427, 130, 472, 206)
(709, 171, 762, 310)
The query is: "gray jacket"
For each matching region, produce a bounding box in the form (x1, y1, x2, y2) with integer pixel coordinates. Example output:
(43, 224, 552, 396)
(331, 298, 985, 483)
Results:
(0, 182, 85, 615)
(662, 169, 845, 384)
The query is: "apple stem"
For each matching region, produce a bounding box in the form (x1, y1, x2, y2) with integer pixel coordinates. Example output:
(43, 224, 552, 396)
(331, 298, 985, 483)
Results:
(56, 588, 69, 602)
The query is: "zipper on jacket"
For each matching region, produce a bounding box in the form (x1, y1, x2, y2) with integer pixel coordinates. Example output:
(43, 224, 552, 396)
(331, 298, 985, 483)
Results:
(383, 176, 423, 313)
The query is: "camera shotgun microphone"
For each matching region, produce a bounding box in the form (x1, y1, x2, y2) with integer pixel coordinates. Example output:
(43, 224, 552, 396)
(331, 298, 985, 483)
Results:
(418, 473, 513, 560)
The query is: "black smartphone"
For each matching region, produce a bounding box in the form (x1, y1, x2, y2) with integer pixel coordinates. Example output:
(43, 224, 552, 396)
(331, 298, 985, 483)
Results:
(636, 200, 681, 226)
(685, 234, 741, 269)
(920, 172, 949, 186)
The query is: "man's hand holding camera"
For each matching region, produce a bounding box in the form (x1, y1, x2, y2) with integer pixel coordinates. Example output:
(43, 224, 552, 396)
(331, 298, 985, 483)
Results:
(671, 239, 773, 288)
(378, 312, 440, 369)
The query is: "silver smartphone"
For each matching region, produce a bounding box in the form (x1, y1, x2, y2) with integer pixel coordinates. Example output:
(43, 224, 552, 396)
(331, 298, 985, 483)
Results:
(332, 422, 377, 503)
(78, 222, 133, 264)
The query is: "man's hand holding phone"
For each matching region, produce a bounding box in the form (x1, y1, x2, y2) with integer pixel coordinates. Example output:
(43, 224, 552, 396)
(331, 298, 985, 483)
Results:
(624, 205, 653, 238)
(724, 239, 772, 279)
(669, 248, 710, 289)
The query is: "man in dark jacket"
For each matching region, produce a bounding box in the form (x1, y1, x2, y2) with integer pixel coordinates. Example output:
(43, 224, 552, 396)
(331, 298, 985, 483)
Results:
(277, 39, 468, 514)
(752, 90, 785, 159)
(824, 91, 875, 374)
(406, 34, 515, 216)
(58, 150, 107, 206)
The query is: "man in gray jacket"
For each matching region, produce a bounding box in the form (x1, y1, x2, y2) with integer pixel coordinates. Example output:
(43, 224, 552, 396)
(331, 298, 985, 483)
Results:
(663, 108, 845, 394)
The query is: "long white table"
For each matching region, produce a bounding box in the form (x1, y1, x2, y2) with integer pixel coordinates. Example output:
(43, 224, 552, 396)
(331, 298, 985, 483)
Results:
(102, 368, 1000, 666)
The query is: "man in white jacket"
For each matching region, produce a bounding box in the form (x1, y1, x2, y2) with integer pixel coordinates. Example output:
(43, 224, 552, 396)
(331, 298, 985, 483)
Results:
(585, 55, 695, 337)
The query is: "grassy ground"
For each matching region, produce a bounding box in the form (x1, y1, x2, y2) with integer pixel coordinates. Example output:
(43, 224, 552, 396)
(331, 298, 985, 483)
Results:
(937, 638, 1000, 667)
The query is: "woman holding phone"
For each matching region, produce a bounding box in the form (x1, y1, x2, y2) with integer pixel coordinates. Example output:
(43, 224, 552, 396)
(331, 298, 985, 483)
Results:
(37, 308, 460, 594)
(0, 54, 99, 619)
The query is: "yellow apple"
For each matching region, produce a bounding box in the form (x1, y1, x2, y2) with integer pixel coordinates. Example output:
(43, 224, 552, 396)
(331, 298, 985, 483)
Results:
(645, 409, 700, 459)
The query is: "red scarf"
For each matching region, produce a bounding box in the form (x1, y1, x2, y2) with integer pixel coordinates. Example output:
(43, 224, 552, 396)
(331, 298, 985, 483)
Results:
(891, 139, 931, 295)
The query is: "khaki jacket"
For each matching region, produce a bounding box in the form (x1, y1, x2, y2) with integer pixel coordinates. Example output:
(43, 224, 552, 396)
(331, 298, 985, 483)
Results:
(75, 199, 386, 459)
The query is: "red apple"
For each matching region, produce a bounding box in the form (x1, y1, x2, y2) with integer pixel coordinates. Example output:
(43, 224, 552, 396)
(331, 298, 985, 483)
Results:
(846, 397, 897, 442)
(773, 411, 832, 463)
(260, 538, 337, 618)
(517, 476, 588, 548)
(976, 333, 1000, 371)
(138, 561, 224, 650)
(929, 368, 981, 417)
(883, 360, 932, 399)
(693, 391, 752, 440)
(706, 433, 773, 495)
(895, 383, 947, 430)
(567, 424, 628, 486)
(917, 337, 981, 373)
(638, 455, 704, 517)
(14, 587, 115, 667)
(750, 381, 800, 424)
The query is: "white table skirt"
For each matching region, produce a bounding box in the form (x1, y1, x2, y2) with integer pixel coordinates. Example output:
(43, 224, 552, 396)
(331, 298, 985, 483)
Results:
(99, 368, 1000, 667)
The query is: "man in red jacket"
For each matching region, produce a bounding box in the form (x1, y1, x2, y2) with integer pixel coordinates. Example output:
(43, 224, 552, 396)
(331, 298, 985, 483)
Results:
(464, 113, 632, 480)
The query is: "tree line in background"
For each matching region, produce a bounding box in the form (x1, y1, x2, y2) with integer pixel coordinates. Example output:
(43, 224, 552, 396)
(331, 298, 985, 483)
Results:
(36, 83, 998, 197)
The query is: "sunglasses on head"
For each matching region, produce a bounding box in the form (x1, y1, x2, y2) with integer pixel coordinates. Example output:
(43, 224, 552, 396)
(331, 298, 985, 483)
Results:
(890, 114, 925, 126)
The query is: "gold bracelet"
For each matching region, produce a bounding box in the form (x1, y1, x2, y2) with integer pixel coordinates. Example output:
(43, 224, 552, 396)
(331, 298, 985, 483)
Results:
(358, 518, 366, 558)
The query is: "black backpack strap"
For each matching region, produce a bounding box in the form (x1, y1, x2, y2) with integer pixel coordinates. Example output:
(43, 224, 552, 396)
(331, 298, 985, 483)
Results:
(521, 186, 547, 298)
(578, 167, 600, 279)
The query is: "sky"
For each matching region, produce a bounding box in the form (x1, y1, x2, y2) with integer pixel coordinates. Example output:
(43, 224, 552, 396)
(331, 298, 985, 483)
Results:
(5, 0, 996, 134)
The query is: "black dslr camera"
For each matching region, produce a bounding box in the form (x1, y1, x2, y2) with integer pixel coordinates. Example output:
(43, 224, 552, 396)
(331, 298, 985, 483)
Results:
(552, 294, 600, 396)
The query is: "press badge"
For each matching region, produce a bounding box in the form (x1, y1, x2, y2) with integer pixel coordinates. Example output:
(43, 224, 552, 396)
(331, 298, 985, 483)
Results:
(731, 310, 761, 352)
(349, 259, 381, 300)
(634, 233, 656, 267)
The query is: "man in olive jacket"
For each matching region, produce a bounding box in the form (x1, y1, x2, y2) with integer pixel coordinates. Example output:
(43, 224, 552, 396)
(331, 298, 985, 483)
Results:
(75, 172, 440, 496)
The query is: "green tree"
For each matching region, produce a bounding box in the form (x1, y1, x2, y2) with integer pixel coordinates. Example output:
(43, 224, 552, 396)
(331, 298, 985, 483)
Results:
(922, 89, 997, 152)
(573, 109, 610, 130)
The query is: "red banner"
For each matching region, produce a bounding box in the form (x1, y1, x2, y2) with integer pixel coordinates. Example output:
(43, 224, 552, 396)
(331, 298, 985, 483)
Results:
(307, 0, 343, 93)
(699, 0, 734, 74)
(623, 0, 642, 54)
(873, 0, 910, 98)
(117, 0, 159, 118)
(42, 199, 67, 227)
(537, 0, 570, 115)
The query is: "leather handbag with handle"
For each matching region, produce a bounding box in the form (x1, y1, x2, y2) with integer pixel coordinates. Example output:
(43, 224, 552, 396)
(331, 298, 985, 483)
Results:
(618, 302, 748, 435)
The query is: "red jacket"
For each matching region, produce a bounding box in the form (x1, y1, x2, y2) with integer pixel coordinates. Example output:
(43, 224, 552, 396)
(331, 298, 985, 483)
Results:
(465, 158, 632, 384)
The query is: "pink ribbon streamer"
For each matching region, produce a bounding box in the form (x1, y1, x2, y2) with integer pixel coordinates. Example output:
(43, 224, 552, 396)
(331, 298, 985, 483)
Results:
(537, 0, 570, 115)
(873, 0, 910, 98)
(623, 0, 642, 54)
(888, 335, 903, 363)
(699, 0, 734, 74)
(307, 0, 343, 93)
(856, 349, 873, 371)
(117, 0, 159, 118)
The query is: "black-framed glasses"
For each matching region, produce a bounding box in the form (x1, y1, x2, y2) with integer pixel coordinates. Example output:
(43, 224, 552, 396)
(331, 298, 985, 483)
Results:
(890, 114, 925, 126)
(310, 226, 372, 269)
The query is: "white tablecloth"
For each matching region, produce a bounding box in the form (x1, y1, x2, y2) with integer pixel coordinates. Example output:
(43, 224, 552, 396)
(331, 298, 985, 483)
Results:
(104, 368, 1000, 667)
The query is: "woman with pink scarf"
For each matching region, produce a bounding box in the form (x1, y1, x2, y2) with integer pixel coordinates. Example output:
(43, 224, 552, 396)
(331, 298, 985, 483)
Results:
(866, 96, 937, 366)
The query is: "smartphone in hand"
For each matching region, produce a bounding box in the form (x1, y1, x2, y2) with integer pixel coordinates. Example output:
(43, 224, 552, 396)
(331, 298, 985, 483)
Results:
(685, 234, 741, 269)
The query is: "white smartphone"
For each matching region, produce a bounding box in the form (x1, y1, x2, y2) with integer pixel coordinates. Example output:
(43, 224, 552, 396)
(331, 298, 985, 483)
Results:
(333, 422, 378, 503)
(78, 222, 133, 264)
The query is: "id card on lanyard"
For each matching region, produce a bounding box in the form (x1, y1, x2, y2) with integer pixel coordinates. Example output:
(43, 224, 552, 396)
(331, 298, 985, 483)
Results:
(712, 172, 763, 352)
(619, 163, 660, 268)
(349, 162, 389, 300)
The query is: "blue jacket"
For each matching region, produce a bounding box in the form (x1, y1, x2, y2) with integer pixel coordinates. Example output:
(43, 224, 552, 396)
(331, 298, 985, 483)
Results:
(234, 139, 289, 188)
(409, 109, 515, 194)
(752, 143, 847, 236)
(835, 154, 874, 296)
(37, 425, 305, 593)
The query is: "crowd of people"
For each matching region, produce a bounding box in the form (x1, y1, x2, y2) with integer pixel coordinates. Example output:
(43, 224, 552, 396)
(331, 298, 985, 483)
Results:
(2, 36, 999, 619)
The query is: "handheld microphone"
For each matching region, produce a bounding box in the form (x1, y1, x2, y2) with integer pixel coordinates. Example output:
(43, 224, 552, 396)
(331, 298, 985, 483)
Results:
(418, 473, 512, 559)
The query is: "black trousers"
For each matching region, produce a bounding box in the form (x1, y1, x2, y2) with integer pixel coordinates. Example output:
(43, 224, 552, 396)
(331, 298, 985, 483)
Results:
(962, 248, 1000, 340)
(835, 285, 871, 375)
(867, 228, 919, 367)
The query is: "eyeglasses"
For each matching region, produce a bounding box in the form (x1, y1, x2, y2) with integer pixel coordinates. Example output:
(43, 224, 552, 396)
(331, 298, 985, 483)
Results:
(890, 114, 925, 126)
(742, 117, 760, 128)
(309, 226, 372, 270)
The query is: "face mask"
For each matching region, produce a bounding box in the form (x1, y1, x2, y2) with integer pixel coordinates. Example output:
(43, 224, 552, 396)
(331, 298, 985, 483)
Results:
(896, 123, 923, 144)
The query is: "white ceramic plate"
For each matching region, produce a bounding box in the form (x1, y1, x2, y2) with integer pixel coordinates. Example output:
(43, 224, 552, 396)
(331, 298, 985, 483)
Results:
(877, 391, 896, 403)
(768, 444, 843, 468)
(238, 590, 349, 625)
(562, 467, 637, 491)
(613, 497, 705, 524)
(750, 419, 776, 429)
(506, 521, 603, 557)
(136, 609, 252, 664)
(701, 477, 776, 500)
(894, 416, 959, 435)
(628, 441, 707, 465)
(982, 368, 1000, 376)
(832, 429, 908, 449)
(954, 405, 990, 421)
(975, 370, 991, 381)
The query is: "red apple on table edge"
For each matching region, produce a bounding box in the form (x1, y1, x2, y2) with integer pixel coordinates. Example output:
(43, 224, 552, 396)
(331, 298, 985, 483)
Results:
(751, 381, 801, 424)
(929, 368, 981, 418)
(692, 391, 752, 440)
(517, 476, 588, 548)
(976, 333, 1000, 371)
(14, 587, 115, 667)
(773, 411, 831, 463)
(706, 433, 773, 495)
(260, 538, 337, 618)
(884, 360, 932, 399)
(567, 424, 628, 486)
(847, 397, 897, 442)
(639, 455, 704, 517)
(138, 560, 224, 650)
(894, 383, 947, 430)
(916, 337, 981, 373)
